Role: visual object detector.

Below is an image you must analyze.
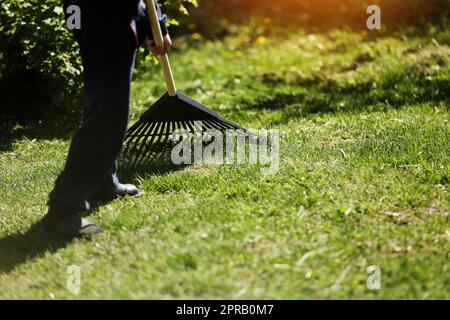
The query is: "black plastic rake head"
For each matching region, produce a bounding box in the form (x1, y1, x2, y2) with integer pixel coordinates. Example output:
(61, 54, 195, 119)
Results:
(120, 92, 248, 169)
(120, 1, 250, 170)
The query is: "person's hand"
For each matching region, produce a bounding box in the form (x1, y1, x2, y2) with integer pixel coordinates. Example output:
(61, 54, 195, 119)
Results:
(148, 34, 172, 56)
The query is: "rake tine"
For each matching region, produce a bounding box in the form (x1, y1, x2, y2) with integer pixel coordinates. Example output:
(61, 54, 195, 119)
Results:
(161, 120, 170, 142)
(126, 118, 146, 137)
(184, 121, 195, 136)
(125, 121, 155, 163)
(193, 120, 205, 137)
(123, 120, 147, 158)
(131, 121, 161, 168)
(201, 120, 215, 130)
(204, 119, 223, 131)
(128, 121, 156, 167)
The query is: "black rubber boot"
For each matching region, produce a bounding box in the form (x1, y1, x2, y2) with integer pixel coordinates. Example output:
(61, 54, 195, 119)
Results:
(42, 210, 103, 236)
(88, 183, 145, 202)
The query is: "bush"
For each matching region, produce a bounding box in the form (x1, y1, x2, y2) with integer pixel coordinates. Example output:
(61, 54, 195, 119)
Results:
(0, 0, 196, 123)
(0, 0, 81, 121)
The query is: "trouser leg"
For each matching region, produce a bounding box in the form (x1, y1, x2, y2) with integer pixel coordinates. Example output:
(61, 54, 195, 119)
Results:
(90, 19, 144, 196)
(90, 161, 120, 196)
(48, 16, 137, 215)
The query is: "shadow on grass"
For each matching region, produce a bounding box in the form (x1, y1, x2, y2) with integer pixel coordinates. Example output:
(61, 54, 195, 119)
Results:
(0, 159, 186, 274)
(118, 148, 189, 182)
(0, 222, 75, 274)
(0, 112, 81, 152)
(240, 65, 449, 123)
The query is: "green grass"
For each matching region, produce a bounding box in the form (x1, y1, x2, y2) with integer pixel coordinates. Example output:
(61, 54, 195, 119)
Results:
(0, 27, 449, 299)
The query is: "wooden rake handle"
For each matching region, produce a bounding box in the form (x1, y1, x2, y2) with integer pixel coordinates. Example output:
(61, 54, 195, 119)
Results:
(145, 0, 177, 96)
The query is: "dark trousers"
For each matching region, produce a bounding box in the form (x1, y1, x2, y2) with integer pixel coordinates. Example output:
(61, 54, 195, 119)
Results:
(49, 14, 140, 215)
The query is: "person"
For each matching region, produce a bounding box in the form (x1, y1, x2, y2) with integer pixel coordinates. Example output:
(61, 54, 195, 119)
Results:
(41, 0, 172, 236)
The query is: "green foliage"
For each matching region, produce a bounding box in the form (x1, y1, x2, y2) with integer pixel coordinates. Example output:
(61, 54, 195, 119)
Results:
(0, 0, 197, 122)
(163, 0, 198, 14)
(0, 0, 81, 121)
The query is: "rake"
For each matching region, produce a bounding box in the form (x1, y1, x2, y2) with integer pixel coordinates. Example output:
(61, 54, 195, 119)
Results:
(121, 0, 248, 169)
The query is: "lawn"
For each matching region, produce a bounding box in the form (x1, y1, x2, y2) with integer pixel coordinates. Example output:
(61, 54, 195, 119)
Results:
(0, 26, 449, 299)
